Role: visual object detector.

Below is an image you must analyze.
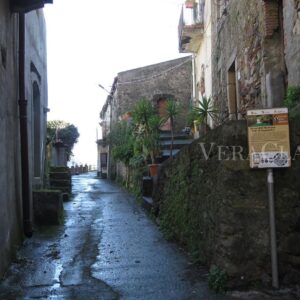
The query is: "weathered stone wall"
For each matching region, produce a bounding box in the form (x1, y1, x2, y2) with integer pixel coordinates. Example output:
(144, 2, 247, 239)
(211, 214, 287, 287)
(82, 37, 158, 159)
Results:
(0, 3, 49, 278)
(283, 0, 300, 85)
(211, 0, 286, 122)
(155, 119, 300, 287)
(114, 56, 193, 133)
(116, 161, 127, 182)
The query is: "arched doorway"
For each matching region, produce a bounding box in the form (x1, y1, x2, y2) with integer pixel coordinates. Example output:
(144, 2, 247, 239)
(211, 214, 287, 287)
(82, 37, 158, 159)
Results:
(157, 98, 171, 131)
(154, 94, 175, 131)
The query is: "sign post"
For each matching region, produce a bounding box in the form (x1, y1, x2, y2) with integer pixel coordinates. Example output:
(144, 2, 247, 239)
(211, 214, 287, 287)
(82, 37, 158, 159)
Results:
(267, 168, 278, 288)
(247, 108, 291, 289)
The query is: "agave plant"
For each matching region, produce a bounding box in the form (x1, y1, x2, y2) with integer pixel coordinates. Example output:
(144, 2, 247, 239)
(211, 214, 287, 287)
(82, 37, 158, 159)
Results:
(192, 96, 217, 132)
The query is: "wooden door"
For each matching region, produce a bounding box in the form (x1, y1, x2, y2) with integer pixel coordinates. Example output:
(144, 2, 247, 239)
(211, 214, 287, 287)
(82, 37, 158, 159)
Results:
(157, 98, 171, 131)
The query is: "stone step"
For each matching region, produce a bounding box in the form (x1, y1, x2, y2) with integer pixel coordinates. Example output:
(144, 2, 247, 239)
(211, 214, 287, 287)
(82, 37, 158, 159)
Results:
(49, 172, 71, 180)
(49, 179, 71, 187)
(142, 196, 153, 213)
(33, 190, 63, 225)
(159, 132, 191, 141)
(160, 139, 193, 149)
(50, 166, 71, 174)
(50, 186, 71, 193)
(161, 149, 180, 157)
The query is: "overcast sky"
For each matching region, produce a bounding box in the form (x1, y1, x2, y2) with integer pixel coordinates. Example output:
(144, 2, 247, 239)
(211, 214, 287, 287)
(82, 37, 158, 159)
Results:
(44, 0, 187, 166)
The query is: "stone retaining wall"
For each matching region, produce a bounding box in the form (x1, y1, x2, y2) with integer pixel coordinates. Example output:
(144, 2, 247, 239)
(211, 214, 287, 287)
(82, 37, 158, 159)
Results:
(155, 119, 300, 287)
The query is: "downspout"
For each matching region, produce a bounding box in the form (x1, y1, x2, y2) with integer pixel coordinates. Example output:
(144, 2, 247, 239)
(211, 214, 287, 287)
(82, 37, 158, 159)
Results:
(107, 94, 113, 179)
(192, 53, 197, 105)
(18, 13, 33, 237)
(108, 77, 117, 179)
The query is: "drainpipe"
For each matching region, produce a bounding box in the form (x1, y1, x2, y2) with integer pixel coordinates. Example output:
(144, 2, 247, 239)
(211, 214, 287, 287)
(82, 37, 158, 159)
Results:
(192, 53, 197, 105)
(18, 12, 33, 237)
(109, 95, 113, 178)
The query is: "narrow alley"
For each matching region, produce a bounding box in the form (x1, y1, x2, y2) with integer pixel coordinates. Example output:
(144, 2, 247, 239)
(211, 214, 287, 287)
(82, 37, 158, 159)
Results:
(0, 172, 233, 300)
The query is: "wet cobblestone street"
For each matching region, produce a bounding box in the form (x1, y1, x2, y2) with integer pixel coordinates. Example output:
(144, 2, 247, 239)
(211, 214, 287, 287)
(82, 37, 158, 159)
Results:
(0, 173, 297, 299)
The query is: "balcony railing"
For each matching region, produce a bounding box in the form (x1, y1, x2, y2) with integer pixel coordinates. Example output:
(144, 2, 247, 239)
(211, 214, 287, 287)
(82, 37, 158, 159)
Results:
(178, 0, 205, 53)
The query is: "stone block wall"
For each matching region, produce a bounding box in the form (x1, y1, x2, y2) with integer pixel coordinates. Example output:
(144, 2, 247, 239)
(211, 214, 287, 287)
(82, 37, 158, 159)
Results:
(49, 167, 72, 194)
(33, 190, 63, 225)
(113, 56, 193, 133)
(155, 118, 300, 287)
(283, 0, 300, 85)
(211, 0, 286, 122)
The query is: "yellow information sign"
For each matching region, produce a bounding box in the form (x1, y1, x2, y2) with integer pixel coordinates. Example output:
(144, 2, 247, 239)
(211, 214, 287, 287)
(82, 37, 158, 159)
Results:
(247, 108, 291, 168)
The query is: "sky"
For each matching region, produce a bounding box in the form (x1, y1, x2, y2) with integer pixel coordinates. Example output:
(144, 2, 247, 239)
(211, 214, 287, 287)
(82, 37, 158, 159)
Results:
(44, 0, 187, 166)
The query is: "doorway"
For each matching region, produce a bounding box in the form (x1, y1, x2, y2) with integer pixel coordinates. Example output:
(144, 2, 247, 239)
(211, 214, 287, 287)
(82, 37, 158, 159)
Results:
(227, 61, 238, 120)
(157, 98, 171, 131)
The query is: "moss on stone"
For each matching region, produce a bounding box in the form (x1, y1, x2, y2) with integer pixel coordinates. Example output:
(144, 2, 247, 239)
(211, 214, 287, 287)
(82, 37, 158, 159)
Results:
(155, 120, 300, 287)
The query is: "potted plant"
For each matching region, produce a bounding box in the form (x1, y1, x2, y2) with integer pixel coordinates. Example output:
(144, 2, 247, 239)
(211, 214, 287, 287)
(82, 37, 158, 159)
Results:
(132, 98, 163, 177)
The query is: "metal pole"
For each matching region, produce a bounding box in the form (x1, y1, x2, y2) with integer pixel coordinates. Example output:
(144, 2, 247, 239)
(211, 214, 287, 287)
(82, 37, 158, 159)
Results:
(267, 168, 279, 288)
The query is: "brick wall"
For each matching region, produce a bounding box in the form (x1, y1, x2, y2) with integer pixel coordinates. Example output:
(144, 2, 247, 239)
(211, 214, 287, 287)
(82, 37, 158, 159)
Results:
(283, 0, 300, 85)
(263, 0, 280, 37)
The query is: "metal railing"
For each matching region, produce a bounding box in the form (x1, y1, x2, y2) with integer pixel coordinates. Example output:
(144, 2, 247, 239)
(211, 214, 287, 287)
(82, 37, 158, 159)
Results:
(178, 1, 205, 50)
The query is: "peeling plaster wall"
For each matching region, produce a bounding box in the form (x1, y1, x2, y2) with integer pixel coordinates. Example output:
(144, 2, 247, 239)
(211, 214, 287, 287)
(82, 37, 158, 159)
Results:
(194, 0, 213, 127)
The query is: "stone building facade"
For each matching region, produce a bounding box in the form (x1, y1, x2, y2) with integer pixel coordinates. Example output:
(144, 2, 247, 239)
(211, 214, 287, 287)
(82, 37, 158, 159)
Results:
(211, 0, 300, 123)
(0, 0, 51, 277)
(167, 0, 300, 286)
(112, 56, 193, 132)
(98, 57, 193, 179)
(283, 0, 300, 85)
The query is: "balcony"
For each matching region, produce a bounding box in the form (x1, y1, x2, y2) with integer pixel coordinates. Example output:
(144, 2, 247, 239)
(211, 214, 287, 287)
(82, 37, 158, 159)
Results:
(178, 1, 204, 53)
(10, 0, 53, 13)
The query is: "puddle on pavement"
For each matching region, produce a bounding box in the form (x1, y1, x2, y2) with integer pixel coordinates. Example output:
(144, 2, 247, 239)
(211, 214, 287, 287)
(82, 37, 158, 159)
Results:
(50, 263, 63, 291)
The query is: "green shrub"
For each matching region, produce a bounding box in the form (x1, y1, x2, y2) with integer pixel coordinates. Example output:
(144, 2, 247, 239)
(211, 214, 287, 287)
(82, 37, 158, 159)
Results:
(208, 265, 227, 293)
(284, 85, 300, 110)
(109, 121, 134, 166)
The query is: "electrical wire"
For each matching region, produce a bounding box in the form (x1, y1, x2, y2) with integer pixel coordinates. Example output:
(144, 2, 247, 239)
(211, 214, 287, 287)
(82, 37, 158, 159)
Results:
(117, 57, 192, 85)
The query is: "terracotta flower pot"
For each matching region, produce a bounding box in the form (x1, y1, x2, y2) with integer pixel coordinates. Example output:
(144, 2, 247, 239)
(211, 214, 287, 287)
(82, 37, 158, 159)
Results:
(148, 164, 159, 177)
